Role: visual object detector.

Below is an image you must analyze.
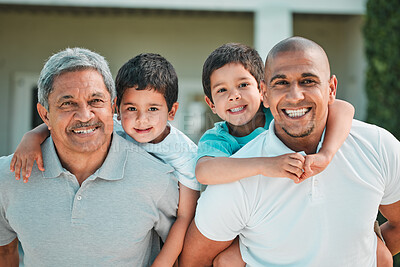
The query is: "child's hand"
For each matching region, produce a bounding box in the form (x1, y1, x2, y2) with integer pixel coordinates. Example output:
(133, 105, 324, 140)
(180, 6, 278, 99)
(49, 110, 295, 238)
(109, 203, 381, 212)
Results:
(10, 134, 44, 183)
(300, 152, 332, 181)
(261, 153, 305, 183)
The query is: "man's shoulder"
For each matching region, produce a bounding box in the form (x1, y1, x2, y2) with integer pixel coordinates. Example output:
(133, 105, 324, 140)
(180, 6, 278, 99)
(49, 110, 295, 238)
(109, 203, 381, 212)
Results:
(349, 120, 399, 148)
(0, 155, 21, 189)
(0, 154, 13, 176)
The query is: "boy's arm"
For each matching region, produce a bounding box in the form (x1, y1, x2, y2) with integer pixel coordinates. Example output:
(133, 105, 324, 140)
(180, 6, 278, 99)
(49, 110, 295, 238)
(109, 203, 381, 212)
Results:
(196, 154, 305, 185)
(10, 123, 49, 182)
(151, 184, 200, 267)
(0, 238, 19, 267)
(302, 99, 354, 179)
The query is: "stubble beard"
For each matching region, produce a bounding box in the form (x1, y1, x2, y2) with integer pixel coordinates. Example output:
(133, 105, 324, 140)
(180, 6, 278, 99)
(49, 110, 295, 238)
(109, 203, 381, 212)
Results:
(282, 123, 315, 138)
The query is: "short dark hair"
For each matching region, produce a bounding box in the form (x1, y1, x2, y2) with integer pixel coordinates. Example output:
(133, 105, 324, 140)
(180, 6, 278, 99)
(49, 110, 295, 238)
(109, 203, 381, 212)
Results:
(115, 53, 178, 110)
(202, 43, 264, 103)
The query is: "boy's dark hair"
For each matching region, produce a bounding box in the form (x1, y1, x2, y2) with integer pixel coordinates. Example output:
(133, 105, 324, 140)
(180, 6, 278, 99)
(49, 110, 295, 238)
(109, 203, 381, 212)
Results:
(115, 53, 178, 110)
(202, 43, 264, 103)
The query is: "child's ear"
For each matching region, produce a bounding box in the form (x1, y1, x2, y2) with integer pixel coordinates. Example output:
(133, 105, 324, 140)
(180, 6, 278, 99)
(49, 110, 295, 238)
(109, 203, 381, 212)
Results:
(113, 98, 121, 120)
(168, 102, 179, 121)
(204, 96, 216, 114)
(260, 81, 270, 108)
(37, 103, 52, 130)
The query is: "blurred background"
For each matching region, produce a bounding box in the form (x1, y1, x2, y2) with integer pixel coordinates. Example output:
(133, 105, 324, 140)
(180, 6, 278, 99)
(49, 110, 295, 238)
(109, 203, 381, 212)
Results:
(0, 0, 399, 265)
(0, 0, 373, 154)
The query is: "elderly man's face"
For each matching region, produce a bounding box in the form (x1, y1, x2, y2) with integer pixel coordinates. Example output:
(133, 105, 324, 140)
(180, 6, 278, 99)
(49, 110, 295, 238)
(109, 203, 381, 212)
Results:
(263, 49, 337, 141)
(38, 69, 114, 154)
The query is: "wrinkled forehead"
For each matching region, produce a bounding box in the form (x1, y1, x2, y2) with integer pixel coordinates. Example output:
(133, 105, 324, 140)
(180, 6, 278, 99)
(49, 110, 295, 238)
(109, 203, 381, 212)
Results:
(265, 48, 330, 80)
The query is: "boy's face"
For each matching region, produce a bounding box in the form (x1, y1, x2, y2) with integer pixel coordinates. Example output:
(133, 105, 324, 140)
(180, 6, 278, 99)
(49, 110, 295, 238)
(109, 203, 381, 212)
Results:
(205, 63, 262, 127)
(117, 87, 178, 144)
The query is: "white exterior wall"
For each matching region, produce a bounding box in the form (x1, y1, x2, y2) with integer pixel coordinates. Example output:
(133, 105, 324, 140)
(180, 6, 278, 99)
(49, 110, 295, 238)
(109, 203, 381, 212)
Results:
(0, 0, 367, 155)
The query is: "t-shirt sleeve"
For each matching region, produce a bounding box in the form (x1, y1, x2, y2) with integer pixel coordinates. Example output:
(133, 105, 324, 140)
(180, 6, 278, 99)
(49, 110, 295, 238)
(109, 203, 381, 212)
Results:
(196, 127, 239, 161)
(0, 198, 17, 246)
(194, 182, 249, 241)
(154, 172, 179, 242)
(379, 127, 400, 205)
(174, 157, 202, 191)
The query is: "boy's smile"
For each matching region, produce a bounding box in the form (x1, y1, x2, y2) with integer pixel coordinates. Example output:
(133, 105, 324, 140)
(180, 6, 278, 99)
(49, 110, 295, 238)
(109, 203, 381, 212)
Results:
(117, 87, 178, 144)
(205, 63, 263, 136)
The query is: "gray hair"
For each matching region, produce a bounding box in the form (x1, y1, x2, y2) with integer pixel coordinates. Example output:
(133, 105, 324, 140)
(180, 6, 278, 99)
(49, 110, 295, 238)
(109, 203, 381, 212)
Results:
(37, 47, 116, 110)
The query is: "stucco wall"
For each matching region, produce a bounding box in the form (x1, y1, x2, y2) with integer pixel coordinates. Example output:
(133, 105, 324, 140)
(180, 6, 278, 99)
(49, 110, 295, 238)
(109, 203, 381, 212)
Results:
(293, 14, 367, 120)
(0, 8, 253, 155)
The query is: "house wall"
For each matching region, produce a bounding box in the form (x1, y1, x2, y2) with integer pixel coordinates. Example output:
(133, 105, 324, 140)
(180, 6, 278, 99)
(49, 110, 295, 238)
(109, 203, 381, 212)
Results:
(0, 8, 253, 155)
(293, 14, 367, 120)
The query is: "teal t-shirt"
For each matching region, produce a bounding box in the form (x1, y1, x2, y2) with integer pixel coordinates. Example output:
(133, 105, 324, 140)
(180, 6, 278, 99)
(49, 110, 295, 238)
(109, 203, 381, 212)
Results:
(197, 107, 273, 160)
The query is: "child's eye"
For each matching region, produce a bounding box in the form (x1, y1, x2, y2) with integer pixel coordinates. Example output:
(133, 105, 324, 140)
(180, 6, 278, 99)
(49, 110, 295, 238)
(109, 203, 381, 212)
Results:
(149, 107, 159, 111)
(216, 88, 227, 93)
(239, 83, 249, 88)
(127, 107, 137, 111)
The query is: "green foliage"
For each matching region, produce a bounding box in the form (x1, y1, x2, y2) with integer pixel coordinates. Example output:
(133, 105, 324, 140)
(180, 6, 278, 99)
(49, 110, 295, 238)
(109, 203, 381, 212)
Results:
(365, 1, 400, 265)
(364, 0, 400, 140)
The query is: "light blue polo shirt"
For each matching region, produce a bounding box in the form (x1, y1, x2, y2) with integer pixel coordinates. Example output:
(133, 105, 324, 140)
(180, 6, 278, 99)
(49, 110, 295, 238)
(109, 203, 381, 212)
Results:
(0, 133, 179, 266)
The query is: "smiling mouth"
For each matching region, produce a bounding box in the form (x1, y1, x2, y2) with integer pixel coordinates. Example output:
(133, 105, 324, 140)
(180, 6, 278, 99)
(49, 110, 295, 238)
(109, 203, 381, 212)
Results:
(72, 128, 96, 134)
(229, 105, 246, 113)
(284, 108, 311, 118)
(135, 127, 152, 133)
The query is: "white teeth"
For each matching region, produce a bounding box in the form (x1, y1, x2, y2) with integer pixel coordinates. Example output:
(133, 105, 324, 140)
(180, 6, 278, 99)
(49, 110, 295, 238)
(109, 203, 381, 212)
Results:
(285, 108, 309, 118)
(230, 106, 244, 112)
(73, 128, 95, 134)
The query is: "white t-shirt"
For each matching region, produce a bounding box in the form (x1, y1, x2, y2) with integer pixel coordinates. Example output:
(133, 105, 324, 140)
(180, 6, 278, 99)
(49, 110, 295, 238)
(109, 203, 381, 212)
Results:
(195, 120, 400, 266)
(114, 115, 201, 191)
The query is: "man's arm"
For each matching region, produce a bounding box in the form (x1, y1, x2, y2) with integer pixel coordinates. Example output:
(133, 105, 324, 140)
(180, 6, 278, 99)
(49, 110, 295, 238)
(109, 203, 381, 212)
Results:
(0, 238, 18, 267)
(379, 200, 400, 256)
(179, 221, 233, 266)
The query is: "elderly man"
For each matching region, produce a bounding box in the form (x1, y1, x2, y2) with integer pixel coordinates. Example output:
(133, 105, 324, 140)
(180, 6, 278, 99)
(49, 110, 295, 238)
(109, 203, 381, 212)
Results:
(0, 48, 178, 266)
(180, 37, 400, 266)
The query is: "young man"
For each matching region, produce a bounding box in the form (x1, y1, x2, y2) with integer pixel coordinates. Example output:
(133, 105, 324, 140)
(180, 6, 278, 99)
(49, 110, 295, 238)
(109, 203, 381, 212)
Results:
(181, 37, 400, 266)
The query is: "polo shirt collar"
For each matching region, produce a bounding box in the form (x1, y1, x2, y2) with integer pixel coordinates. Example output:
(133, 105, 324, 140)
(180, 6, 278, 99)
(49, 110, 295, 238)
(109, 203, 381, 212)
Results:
(95, 133, 127, 181)
(41, 137, 65, 179)
(41, 133, 127, 181)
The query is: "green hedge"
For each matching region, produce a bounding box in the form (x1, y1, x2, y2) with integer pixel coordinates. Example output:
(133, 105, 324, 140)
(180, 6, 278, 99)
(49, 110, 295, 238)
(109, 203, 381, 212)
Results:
(364, 1, 400, 265)
(364, 0, 400, 140)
